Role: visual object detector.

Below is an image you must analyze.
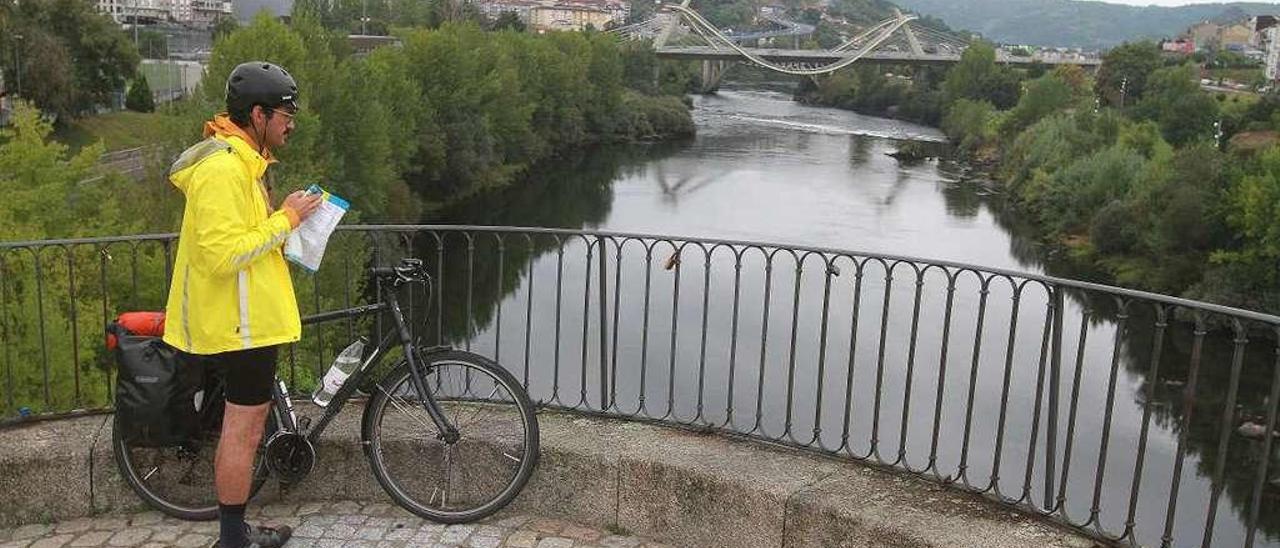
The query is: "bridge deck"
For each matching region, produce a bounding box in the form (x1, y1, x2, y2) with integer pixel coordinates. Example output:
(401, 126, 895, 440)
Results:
(656, 45, 1101, 67)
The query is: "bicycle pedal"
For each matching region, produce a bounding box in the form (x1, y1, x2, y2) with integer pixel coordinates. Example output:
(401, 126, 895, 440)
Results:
(297, 415, 311, 432)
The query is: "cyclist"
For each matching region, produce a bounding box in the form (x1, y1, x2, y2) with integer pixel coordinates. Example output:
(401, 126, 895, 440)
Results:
(162, 61, 321, 548)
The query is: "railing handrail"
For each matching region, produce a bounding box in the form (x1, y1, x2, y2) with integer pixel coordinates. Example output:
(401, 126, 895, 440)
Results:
(6, 225, 1278, 325)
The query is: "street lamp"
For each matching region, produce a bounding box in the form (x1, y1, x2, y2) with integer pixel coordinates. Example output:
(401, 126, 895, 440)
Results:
(12, 33, 22, 98)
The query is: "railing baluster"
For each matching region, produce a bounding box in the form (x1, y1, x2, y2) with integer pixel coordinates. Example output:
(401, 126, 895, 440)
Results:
(783, 252, 803, 441)
(957, 275, 990, 487)
(522, 234, 535, 390)
(1020, 283, 1055, 504)
(1201, 319, 1249, 548)
(1161, 314, 1205, 548)
(1123, 305, 1166, 540)
(665, 243, 682, 421)
(1, 252, 12, 412)
(465, 233, 476, 352)
(898, 264, 925, 468)
(989, 279, 1022, 496)
(927, 269, 957, 477)
(1055, 300, 1091, 521)
(840, 258, 865, 457)
(871, 261, 894, 462)
(1089, 299, 1130, 528)
(810, 255, 836, 448)
(753, 253, 775, 435)
(596, 236, 609, 412)
(724, 247, 745, 429)
(579, 238, 594, 409)
(34, 250, 51, 409)
(552, 237, 565, 405)
(66, 247, 81, 408)
(1243, 326, 1280, 548)
(696, 245, 712, 423)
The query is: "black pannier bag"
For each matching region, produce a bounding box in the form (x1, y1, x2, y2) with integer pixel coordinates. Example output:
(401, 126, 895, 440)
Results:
(108, 318, 205, 447)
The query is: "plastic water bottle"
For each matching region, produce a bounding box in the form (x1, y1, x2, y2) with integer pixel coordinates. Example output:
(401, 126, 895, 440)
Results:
(312, 337, 367, 407)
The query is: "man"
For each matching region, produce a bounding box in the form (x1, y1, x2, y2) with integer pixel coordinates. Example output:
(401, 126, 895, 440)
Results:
(163, 61, 322, 548)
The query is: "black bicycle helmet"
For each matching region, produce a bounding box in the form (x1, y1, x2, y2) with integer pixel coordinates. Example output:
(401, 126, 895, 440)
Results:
(225, 61, 299, 121)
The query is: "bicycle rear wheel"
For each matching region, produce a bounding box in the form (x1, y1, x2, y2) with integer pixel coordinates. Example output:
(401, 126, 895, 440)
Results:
(112, 383, 275, 520)
(362, 350, 540, 523)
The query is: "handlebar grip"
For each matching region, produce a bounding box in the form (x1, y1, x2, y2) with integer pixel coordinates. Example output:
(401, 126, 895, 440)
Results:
(370, 267, 397, 278)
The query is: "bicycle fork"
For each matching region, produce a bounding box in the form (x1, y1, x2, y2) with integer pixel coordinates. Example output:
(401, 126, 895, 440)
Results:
(385, 290, 460, 444)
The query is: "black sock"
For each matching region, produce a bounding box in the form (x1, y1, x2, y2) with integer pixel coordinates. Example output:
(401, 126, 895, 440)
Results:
(218, 502, 249, 547)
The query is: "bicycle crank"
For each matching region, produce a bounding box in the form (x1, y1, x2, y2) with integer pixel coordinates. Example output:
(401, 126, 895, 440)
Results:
(263, 432, 316, 484)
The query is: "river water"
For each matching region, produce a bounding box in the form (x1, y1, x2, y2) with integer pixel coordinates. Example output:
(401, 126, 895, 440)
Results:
(419, 88, 1279, 548)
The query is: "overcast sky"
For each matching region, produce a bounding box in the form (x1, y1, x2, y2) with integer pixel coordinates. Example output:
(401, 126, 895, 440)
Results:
(1101, 0, 1280, 5)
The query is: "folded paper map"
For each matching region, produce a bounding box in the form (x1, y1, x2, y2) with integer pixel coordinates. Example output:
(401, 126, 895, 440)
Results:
(284, 185, 349, 272)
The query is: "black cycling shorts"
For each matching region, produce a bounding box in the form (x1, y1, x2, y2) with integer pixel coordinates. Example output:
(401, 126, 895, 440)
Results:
(182, 345, 279, 405)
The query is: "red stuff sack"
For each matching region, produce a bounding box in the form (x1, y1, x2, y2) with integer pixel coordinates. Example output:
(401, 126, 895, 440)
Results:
(105, 312, 165, 350)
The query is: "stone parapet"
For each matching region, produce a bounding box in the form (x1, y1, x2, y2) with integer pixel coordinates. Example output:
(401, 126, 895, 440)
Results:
(0, 405, 1100, 547)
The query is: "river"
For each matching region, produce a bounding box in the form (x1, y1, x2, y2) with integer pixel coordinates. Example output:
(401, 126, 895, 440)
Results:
(415, 88, 1279, 548)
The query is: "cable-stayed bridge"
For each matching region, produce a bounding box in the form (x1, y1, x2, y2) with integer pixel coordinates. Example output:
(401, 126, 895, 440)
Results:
(610, 3, 1100, 92)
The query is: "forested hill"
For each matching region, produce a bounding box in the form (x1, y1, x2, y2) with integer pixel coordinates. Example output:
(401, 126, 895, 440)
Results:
(893, 0, 1279, 48)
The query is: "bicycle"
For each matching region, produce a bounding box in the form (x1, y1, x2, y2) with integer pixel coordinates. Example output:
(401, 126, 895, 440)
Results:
(111, 258, 540, 524)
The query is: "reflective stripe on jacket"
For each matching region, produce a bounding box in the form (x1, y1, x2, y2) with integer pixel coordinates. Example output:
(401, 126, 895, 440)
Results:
(163, 115, 302, 354)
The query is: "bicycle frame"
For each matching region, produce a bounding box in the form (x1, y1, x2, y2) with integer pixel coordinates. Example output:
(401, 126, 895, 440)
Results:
(269, 281, 459, 447)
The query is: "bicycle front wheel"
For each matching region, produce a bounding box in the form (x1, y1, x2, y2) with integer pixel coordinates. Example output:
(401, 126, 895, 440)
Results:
(362, 350, 540, 523)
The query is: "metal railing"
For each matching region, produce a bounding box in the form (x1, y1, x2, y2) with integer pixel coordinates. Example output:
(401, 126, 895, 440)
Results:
(1, 225, 1278, 548)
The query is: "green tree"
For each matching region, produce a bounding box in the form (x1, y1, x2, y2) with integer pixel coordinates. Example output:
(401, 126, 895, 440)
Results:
(213, 15, 240, 41)
(941, 41, 1021, 109)
(491, 11, 525, 32)
(8, 0, 139, 118)
(1001, 71, 1077, 135)
(1133, 64, 1218, 146)
(125, 74, 155, 113)
(137, 29, 168, 59)
(1095, 41, 1162, 108)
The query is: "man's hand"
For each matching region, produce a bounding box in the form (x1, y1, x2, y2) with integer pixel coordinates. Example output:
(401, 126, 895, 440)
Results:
(282, 190, 323, 222)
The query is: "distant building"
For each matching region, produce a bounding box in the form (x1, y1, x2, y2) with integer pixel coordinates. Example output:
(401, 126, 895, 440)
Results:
(1161, 38, 1195, 55)
(477, 0, 539, 23)
(1220, 22, 1254, 49)
(1252, 15, 1280, 82)
(96, 0, 232, 28)
(529, 5, 614, 31)
(1187, 21, 1221, 49)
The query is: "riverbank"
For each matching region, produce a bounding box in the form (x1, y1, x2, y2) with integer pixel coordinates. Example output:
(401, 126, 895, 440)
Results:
(786, 43, 1280, 317)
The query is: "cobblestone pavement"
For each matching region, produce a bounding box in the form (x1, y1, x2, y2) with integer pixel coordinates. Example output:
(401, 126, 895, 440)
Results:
(0, 501, 665, 548)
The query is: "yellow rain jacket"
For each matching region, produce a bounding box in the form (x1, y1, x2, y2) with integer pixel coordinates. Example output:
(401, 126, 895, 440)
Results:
(163, 115, 303, 354)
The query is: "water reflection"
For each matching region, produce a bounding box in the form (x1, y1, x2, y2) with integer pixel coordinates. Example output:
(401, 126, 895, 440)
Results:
(396, 89, 1279, 548)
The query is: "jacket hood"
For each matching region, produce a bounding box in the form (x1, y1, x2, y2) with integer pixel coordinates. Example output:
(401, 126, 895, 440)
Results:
(169, 114, 276, 193)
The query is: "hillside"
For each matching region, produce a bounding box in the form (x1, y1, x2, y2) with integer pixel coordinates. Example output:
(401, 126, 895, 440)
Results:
(892, 0, 1279, 48)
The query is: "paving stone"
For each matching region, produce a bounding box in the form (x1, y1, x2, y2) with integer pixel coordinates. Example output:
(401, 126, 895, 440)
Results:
(29, 535, 74, 548)
(438, 525, 474, 544)
(340, 514, 370, 526)
(324, 523, 358, 540)
(52, 520, 93, 535)
(124, 513, 162, 527)
(10, 525, 51, 541)
(4, 502, 651, 548)
(524, 519, 565, 535)
(560, 525, 602, 542)
(105, 529, 151, 546)
(294, 522, 328, 538)
(170, 534, 211, 548)
(68, 531, 111, 547)
(504, 530, 539, 548)
(385, 526, 415, 541)
(598, 535, 641, 547)
(533, 538, 573, 548)
(465, 536, 500, 548)
(297, 502, 326, 516)
(261, 503, 297, 517)
(327, 501, 363, 514)
(356, 526, 387, 541)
